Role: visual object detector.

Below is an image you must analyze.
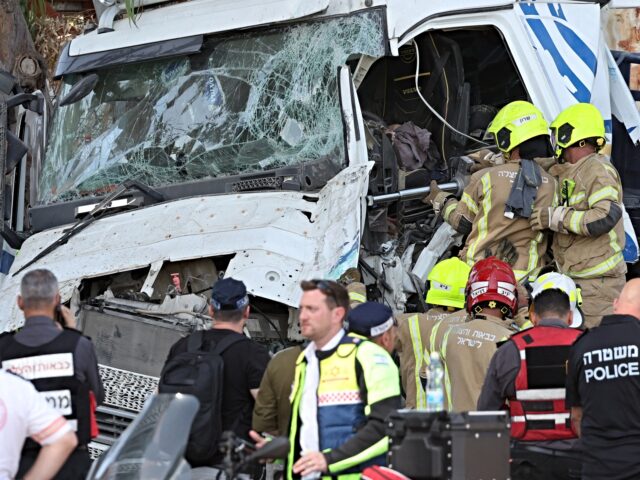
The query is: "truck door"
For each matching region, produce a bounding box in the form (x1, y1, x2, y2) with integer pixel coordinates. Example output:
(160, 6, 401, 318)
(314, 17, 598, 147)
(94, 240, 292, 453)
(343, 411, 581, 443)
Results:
(0, 76, 44, 277)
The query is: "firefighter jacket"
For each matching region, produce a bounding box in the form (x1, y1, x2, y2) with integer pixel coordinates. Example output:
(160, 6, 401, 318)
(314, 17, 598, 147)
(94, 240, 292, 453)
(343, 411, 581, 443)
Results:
(287, 333, 401, 480)
(433, 314, 517, 411)
(396, 308, 467, 409)
(442, 159, 557, 281)
(550, 153, 626, 279)
(508, 325, 581, 441)
(347, 282, 367, 308)
(0, 329, 93, 446)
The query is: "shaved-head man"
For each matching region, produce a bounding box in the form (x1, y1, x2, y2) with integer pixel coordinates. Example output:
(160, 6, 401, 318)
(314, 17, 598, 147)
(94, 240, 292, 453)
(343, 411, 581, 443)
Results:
(613, 278, 640, 320)
(565, 279, 640, 479)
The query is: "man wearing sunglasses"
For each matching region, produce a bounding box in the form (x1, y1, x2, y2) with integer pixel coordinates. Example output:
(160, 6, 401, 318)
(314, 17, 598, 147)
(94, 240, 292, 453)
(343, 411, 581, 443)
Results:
(251, 279, 401, 480)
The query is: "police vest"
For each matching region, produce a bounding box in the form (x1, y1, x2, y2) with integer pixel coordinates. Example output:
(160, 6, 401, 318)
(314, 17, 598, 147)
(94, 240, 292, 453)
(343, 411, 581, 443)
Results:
(0, 329, 92, 446)
(287, 334, 388, 480)
(508, 325, 581, 441)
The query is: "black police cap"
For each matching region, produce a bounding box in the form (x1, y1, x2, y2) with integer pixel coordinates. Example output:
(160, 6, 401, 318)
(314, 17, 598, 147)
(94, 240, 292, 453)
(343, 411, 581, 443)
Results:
(211, 278, 249, 311)
(347, 302, 395, 338)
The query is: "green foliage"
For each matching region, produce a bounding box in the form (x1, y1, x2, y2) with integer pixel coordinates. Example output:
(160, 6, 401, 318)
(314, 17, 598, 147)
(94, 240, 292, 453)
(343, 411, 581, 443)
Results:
(124, 0, 138, 25)
(19, 0, 46, 37)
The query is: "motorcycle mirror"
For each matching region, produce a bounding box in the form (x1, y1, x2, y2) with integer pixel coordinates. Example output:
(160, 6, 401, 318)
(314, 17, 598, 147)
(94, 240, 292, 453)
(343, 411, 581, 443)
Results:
(245, 437, 289, 463)
(59, 73, 99, 106)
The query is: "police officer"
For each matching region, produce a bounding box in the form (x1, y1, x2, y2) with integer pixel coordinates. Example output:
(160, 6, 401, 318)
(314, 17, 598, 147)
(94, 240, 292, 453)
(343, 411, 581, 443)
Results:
(347, 302, 397, 355)
(478, 273, 583, 480)
(396, 257, 470, 409)
(531, 103, 626, 328)
(252, 280, 401, 479)
(432, 257, 520, 411)
(425, 101, 557, 281)
(566, 278, 640, 480)
(0, 269, 103, 479)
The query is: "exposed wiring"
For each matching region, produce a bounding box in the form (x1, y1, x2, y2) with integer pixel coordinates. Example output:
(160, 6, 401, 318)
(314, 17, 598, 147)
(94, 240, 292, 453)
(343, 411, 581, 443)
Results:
(251, 302, 288, 348)
(412, 39, 490, 146)
(181, 285, 287, 346)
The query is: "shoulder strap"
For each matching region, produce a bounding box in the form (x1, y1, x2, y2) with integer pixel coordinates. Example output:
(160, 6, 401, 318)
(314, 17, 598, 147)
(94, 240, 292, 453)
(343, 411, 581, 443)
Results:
(211, 332, 247, 355)
(341, 332, 364, 346)
(186, 331, 205, 353)
(0, 330, 15, 346)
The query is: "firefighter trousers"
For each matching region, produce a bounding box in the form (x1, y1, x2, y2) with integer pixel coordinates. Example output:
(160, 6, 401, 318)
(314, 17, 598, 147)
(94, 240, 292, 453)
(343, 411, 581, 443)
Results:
(576, 275, 626, 329)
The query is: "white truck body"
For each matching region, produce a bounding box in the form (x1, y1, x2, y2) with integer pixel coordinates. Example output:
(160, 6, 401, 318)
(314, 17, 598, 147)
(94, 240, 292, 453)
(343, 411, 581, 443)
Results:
(2, 0, 640, 452)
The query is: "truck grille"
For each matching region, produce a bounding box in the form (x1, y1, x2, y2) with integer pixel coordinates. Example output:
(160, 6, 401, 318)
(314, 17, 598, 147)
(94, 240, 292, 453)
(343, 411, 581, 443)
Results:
(91, 365, 159, 457)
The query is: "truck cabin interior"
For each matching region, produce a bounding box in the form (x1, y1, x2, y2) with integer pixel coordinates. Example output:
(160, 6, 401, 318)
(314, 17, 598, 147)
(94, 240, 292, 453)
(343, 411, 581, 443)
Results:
(357, 26, 527, 187)
(355, 26, 528, 306)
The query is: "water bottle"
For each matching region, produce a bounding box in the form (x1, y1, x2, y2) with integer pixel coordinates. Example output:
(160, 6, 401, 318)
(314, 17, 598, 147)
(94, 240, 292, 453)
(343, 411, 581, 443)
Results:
(426, 352, 445, 412)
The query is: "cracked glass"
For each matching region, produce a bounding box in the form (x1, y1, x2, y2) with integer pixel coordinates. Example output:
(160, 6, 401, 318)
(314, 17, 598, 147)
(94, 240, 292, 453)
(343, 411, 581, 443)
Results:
(39, 10, 386, 204)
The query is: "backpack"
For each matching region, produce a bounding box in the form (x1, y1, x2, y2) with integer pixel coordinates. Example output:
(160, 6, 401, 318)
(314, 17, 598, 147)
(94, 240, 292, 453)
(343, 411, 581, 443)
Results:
(158, 330, 246, 466)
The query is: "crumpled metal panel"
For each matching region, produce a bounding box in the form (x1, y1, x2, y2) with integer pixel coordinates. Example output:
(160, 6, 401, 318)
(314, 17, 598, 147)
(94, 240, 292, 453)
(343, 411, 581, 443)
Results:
(0, 162, 372, 332)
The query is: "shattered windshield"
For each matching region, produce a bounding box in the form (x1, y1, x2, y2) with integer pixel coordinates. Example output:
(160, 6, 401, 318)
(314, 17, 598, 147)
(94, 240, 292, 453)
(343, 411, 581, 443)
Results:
(39, 10, 385, 204)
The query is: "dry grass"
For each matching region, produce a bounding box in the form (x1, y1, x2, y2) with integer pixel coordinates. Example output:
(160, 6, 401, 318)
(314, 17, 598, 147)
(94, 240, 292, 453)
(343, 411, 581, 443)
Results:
(32, 11, 96, 88)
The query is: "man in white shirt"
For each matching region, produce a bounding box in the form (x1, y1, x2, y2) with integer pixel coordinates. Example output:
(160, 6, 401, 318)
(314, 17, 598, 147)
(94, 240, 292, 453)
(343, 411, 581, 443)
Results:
(0, 370, 77, 480)
(253, 280, 401, 479)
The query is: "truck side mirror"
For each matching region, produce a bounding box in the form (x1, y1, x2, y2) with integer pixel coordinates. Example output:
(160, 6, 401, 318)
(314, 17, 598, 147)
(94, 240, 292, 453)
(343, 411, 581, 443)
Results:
(59, 73, 99, 106)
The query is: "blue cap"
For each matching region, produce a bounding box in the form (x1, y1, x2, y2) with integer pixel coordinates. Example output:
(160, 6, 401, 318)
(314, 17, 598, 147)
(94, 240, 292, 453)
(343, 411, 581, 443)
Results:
(211, 278, 250, 311)
(347, 302, 395, 337)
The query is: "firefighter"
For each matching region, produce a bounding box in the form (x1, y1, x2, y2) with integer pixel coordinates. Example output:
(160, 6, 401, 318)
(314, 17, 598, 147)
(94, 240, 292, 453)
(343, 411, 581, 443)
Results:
(531, 103, 626, 328)
(425, 101, 558, 281)
(395, 257, 471, 409)
(346, 282, 367, 309)
(478, 273, 584, 479)
(252, 280, 401, 479)
(431, 257, 520, 411)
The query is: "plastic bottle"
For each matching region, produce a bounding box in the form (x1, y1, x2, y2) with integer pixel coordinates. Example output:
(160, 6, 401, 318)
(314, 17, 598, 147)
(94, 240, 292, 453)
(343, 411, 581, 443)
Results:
(426, 351, 445, 412)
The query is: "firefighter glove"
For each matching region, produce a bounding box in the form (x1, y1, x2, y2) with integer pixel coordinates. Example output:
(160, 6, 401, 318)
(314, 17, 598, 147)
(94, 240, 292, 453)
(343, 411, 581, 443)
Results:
(469, 149, 503, 173)
(494, 238, 519, 266)
(529, 206, 570, 233)
(423, 180, 452, 214)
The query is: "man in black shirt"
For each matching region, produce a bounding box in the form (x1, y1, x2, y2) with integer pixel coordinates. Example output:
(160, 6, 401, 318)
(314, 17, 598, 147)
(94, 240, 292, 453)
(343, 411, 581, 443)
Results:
(165, 278, 270, 466)
(566, 278, 640, 480)
(0, 269, 103, 480)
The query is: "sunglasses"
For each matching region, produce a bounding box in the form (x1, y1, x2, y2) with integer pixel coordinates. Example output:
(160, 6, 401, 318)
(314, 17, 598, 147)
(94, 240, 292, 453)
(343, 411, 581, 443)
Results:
(304, 279, 342, 300)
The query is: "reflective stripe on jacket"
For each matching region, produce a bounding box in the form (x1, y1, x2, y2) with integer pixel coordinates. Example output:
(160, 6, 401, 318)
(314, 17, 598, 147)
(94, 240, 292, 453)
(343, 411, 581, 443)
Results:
(550, 153, 626, 279)
(287, 333, 399, 479)
(396, 309, 467, 409)
(508, 325, 581, 441)
(443, 159, 557, 281)
(0, 329, 93, 446)
(434, 315, 515, 411)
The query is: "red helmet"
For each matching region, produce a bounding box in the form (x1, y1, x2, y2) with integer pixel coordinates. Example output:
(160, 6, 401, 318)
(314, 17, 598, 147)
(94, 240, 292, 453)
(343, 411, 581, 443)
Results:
(466, 257, 518, 317)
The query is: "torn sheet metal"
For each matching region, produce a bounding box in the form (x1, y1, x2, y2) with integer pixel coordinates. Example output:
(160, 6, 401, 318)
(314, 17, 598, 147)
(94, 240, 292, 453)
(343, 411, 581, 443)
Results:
(0, 162, 372, 332)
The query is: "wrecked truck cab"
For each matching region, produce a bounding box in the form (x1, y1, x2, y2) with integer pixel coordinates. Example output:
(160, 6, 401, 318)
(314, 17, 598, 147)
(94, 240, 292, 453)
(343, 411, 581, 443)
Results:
(1, 0, 640, 455)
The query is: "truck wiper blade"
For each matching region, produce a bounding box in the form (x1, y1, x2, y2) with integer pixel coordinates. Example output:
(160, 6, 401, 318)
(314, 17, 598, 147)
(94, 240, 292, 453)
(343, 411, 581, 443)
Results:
(13, 180, 164, 276)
